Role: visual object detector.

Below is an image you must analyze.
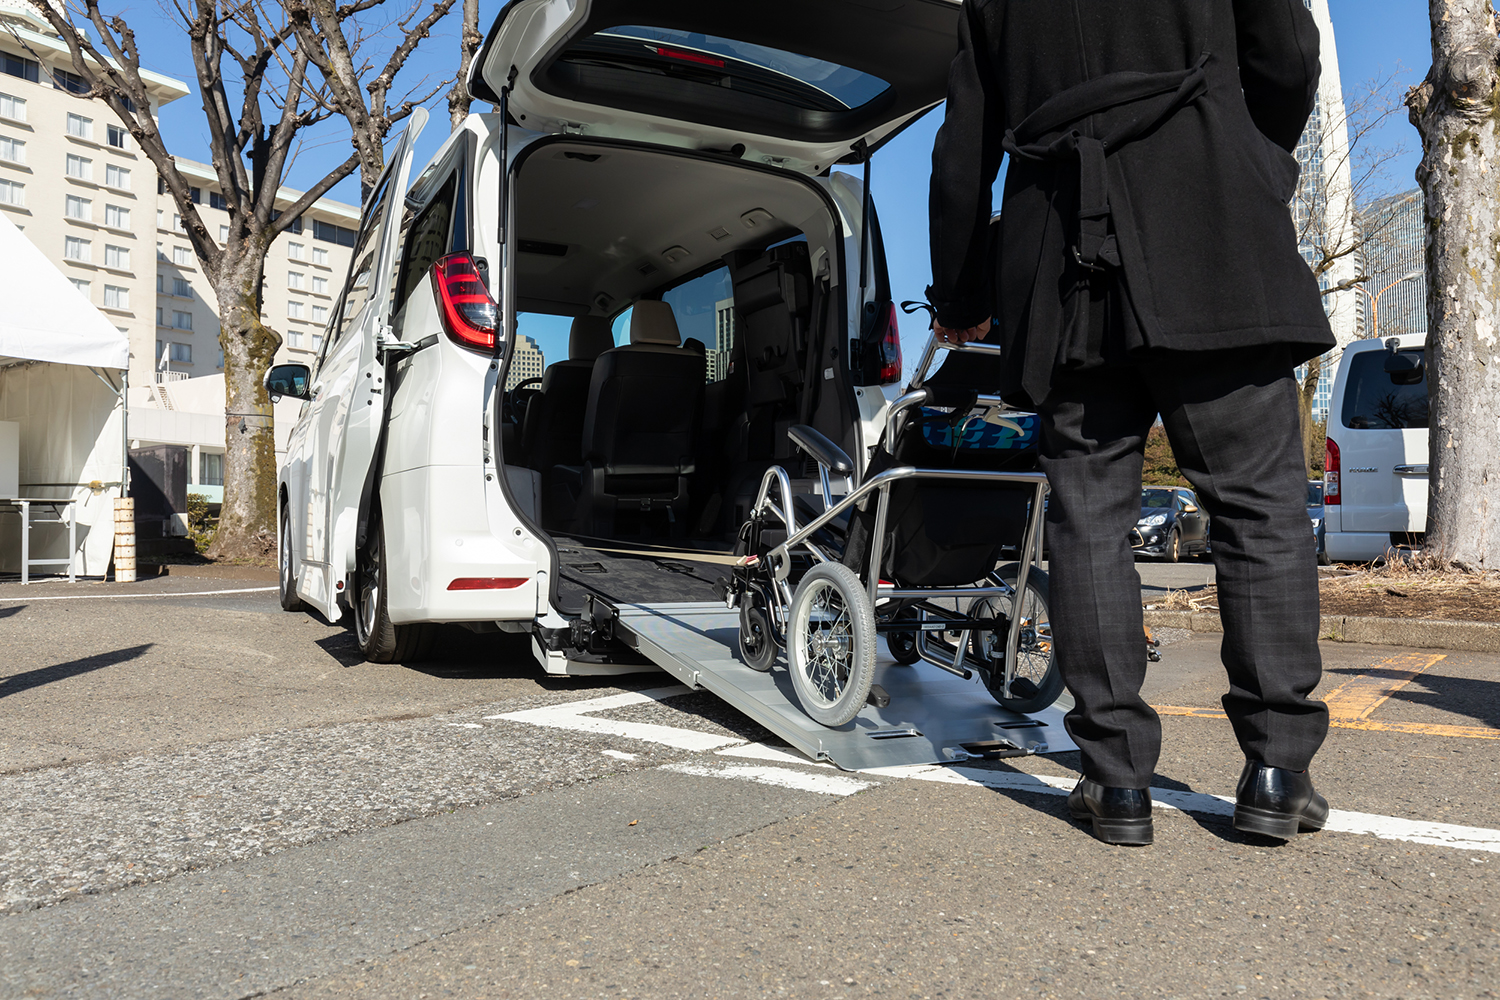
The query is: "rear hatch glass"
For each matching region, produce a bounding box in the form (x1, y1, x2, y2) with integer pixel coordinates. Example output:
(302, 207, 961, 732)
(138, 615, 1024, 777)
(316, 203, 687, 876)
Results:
(1341, 349, 1428, 429)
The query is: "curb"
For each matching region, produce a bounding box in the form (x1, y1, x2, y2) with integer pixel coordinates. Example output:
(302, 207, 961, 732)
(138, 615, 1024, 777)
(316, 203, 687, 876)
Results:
(1142, 609, 1500, 654)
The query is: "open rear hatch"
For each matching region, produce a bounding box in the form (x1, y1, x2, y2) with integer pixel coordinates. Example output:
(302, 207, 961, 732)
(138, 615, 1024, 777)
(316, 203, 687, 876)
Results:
(471, 0, 962, 173)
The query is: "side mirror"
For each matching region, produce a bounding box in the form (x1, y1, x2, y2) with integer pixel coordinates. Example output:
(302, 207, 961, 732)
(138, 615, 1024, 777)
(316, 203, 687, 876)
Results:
(1383, 340, 1424, 385)
(1181, 503, 1199, 514)
(264, 362, 312, 402)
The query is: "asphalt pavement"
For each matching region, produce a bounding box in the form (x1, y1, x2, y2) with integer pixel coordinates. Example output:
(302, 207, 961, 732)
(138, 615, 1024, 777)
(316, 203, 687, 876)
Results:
(1, 567, 1496, 999)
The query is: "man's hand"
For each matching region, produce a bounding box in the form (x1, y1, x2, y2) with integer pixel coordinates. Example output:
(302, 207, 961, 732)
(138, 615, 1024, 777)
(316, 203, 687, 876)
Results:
(932, 317, 992, 345)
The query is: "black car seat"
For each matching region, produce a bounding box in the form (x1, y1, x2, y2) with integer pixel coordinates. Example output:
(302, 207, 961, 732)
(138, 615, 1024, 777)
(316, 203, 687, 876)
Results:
(554, 301, 705, 537)
(523, 315, 613, 476)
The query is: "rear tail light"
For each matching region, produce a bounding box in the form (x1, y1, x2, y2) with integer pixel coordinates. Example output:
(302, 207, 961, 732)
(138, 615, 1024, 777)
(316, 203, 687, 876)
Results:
(1324, 437, 1340, 505)
(873, 301, 901, 385)
(432, 253, 498, 351)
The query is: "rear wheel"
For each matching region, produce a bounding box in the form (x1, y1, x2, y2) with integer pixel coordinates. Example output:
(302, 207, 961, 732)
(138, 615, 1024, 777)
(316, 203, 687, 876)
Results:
(968, 563, 1062, 714)
(278, 504, 305, 613)
(355, 514, 435, 663)
(787, 563, 876, 727)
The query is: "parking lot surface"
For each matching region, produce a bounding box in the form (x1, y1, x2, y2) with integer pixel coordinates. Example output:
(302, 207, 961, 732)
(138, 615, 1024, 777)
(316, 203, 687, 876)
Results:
(0, 571, 1496, 999)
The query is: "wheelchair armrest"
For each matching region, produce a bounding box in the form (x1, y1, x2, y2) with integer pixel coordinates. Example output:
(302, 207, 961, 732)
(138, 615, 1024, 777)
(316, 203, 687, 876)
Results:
(787, 424, 853, 477)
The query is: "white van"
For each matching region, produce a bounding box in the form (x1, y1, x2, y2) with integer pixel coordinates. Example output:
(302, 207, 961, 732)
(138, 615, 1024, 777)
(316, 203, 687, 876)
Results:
(266, 1, 959, 669)
(1322, 332, 1429, 563)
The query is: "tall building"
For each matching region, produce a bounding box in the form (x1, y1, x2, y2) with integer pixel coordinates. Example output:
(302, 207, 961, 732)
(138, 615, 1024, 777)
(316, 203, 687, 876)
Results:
(0, 3, 357, 393)
(1291, 0, 1359, 421)
(506, 334, 545, 391)
(1359, 189, 1427, 340)
(710, 297, 736, 384)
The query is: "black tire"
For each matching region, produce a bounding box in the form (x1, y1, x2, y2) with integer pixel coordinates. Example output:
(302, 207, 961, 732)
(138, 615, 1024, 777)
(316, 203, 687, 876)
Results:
(1165, 528, 1181, 563)
(278, 504, 306, 613)
(354, 514, 435, 663)
(969, 563, 1063, 714)
(887, 607, 921, 665)
(738, 598, 777, 672)
(787, 563, 876, 727)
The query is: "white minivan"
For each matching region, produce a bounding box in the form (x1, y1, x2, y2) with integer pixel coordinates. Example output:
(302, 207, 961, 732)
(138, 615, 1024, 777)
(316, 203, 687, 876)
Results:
(267, 0, 960, 668)
(1322, 333, 1429, 563)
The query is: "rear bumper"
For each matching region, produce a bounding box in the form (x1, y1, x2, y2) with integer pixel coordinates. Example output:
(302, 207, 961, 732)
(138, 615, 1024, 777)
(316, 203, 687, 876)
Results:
(1323, 530, 1394, 563)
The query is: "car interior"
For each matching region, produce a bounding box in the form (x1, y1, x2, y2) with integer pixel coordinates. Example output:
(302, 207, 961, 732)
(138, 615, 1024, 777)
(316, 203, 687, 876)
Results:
(500, 140, 855, 610)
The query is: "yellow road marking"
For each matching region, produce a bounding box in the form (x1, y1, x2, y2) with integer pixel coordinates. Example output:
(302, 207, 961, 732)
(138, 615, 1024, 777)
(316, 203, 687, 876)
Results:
(1154, 651, 1499, 740)
(1321, 653, 1447, 721)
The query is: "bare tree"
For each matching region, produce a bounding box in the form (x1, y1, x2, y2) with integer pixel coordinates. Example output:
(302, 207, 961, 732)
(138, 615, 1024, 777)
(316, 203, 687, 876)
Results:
(21, 0, 448, 559)
(1406, 0, 1500, 570)
(1290, 72, 1412, 476)
(445, 0, 482, 131)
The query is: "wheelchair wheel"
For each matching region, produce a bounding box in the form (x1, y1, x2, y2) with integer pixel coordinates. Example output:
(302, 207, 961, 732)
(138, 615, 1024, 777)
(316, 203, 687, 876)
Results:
(968, 563, 1061, 714)
(738, 596, 777, 672)
(886, 607, 921, 665)
(787, 563, 876, 727)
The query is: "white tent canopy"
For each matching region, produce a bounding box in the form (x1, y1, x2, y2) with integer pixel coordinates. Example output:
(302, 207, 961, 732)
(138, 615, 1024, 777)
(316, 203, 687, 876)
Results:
(0, 211, 129, 578)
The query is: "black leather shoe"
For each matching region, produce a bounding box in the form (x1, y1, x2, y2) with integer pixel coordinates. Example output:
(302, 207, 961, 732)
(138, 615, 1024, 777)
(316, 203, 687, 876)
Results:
(1233, 761, 1329, 840)
(1068, 778, 1153, 845)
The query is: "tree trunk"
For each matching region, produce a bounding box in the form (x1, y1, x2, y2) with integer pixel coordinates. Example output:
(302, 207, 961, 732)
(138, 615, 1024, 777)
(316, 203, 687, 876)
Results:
(205, 255, 281, 561)
(1408, 0, 1500, 570)
(1297, 356, 1322, 478)
(447, 0, 482, 131)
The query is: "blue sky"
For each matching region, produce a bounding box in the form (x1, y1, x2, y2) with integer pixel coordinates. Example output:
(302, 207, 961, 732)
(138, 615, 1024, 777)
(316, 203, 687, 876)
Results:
(129, 0, 1430, 367)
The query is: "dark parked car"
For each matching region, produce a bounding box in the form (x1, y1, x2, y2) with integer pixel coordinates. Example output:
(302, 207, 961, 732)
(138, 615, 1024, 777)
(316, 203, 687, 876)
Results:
(1308, 480, 1329, 565)
(1131, 487, 1209, 562)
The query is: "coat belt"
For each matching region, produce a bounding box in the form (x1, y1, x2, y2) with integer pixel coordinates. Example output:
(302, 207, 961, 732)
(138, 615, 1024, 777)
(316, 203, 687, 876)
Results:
(1001, 54, 1211, 403)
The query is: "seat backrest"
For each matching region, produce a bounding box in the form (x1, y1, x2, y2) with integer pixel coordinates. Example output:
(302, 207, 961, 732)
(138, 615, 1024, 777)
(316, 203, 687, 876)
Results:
(521, 316, 614, 469)
(582, 302, 705, 473)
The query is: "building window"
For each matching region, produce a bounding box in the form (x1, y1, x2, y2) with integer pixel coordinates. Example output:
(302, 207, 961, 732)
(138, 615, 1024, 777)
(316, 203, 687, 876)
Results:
(311, 304, 328, 324)
(209, 191, 227, 210)
(103, 284, 128, 309)
(155, 307, 163, 326)
(288, 241, 304, 260)
(218, 224, 229, 243)
(172, 310, 192, 330)
(173, 276, 190, 297)
(0, 177, 24, 206)
(70, 277, 90, 298)
(118, 95, 135, 113)
(313, 277, 331, 298)
(64, 235, 90, 261)
(169, 342, 192, 363)
(0, 54, 39, 84)
(105, 164, 130, 189)
(287, 270, 304, 289)
(286, 300, 304, 319)
(189, 186, 201, 204)
(286, 329, 303, 349)
(52, 68, 89, 95)
(312, 332, 323, 351)
(172, 245, 191, 266)
(0, 93, 26, 121)
(155, 274, 163, 293)
(312, 246, 328, 266)
(104, 244, 128, 269)
(106, 123, 127, 149)
(199, 451, 223, 487)
(0, 135, 23, 163)
(65, 194, 90, 220)
(104, 204, 129, 229)
(65, 154, 92, 181)
(66, 113, 92, 140)
(313, 219, 357, 247)
(171, 213, 185, 233)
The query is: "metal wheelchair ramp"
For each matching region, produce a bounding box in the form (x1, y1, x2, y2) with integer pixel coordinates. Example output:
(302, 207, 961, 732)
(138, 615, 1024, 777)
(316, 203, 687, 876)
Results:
(612, 602, 1076, 771)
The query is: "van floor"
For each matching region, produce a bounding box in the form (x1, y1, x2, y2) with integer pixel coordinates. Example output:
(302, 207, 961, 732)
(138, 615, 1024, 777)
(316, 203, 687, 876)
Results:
(552, 536, 736, 612)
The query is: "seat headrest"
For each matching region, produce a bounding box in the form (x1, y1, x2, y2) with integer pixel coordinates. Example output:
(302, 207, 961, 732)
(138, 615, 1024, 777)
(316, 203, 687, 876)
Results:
(629, 300, 681, 346)
(569, 316, 614, 361)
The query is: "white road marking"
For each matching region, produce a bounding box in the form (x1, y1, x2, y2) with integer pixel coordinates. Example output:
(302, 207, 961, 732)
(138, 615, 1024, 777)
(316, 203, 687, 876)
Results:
(0, 586, 277, 602)
(490, 686, 741, 752)
(495, 689, 1500, 855)
(448, 723, 483, 729)
(662, 762, 871, 796)
(601, 749, 637, 760)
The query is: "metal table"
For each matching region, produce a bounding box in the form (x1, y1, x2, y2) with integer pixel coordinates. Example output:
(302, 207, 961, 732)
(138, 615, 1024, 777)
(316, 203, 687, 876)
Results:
(1, 497, 77, 584)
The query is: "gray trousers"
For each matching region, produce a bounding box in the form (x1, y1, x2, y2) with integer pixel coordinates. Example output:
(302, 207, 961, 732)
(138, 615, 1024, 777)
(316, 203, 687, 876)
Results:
(1037, 346, 1328, 788)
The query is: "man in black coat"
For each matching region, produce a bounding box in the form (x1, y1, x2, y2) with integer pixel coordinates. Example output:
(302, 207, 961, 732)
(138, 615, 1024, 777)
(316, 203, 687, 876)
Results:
(927, 0, 1336, 845)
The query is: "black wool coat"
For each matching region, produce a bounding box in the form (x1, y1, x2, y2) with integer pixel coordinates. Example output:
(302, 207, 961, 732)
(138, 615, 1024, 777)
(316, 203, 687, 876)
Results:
(927, 0, 1336, 404)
